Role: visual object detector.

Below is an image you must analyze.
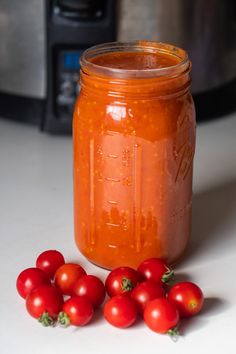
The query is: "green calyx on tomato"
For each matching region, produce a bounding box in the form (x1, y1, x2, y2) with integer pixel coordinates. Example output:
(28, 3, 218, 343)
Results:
(121, 277, 134, 292)
(167, 327, 179, 342)
(58, 311, 70, 327)
(38, 312, 55, 327)
(162, 268, 174, 284)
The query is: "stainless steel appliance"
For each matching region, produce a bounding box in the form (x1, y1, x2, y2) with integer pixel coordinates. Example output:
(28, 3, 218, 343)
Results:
(119, 0, 236, 94)
(0, 0, 117, 133)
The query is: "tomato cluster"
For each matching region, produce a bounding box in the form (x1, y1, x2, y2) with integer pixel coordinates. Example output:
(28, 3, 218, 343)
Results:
(103, 258, 204, 336)
(16, 250, 105, 327)
(16, 252, 204, 338)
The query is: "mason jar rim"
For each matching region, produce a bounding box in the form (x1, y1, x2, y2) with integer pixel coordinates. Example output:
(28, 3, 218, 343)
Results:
(80, 41, 190, 79)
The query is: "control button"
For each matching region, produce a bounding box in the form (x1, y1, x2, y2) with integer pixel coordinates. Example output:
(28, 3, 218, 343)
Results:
(61, 73, 72, 81)
(60, 80, 74, 96)
(57, 94, 75, 106)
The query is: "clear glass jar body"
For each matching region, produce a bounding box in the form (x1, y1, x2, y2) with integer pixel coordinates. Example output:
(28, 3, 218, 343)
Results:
(73, 42, 196, 269)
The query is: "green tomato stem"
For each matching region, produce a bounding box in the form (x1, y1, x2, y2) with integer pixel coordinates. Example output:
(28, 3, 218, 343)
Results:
(121, 277, 134, 292)
(58, 311, 70, 327)
(38, 312, 55, 327)
(162, 268, 174, 284)
(167, 326, 179, 342)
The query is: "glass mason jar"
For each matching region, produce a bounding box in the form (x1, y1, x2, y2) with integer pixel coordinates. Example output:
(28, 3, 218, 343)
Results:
(73, 41, 196, 270)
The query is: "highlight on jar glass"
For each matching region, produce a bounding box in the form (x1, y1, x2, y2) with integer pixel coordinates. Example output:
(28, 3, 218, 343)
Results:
(73, 41, 196, 270)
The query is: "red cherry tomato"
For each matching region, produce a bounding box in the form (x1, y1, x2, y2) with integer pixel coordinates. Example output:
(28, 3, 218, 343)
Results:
(144, 298, 179, 335)
(54, 263, 86, 295)
(58, 296, 94, 327)
(26, 284, 64, 326)
(168, 281, 204, 318)
(104, 295, 138, 328)
(137, 258, 174, 285)
(36, 250, 65, 279)
(16, 267, 50, 299)
(131, 280, 165, 315)
(73, 275, 106, 308)
(105, 266, 142, 297)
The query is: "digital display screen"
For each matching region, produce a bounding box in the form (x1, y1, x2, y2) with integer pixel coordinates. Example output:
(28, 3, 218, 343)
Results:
(64, 53, 81, 70)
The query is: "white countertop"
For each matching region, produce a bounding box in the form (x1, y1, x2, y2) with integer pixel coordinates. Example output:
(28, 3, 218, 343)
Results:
(0, 114, 236, 354)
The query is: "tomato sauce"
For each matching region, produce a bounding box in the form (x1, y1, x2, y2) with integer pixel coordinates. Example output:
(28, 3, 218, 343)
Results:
(73, 41, 196, 269)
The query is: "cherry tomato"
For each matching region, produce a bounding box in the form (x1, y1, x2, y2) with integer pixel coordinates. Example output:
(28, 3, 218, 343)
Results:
(137, 258, 174, 285)
(105, 266, 142, 297)
(144, 298, 179, 335)
(58, 296, 94, 327)
(16, 267, 50, 299)
(73, 275, 106, 308)
(26, 284, 64, 326)
(54, 263, 86, 295)
(104, 295, 138, 328)
(131, 280, 165, 315)
(168, 281, 204, 318)
(36, 250, 65, 279)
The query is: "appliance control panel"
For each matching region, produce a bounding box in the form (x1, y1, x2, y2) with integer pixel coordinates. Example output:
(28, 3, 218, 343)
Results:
(43, 0, 117, 133)
(56, 49, 83, 118)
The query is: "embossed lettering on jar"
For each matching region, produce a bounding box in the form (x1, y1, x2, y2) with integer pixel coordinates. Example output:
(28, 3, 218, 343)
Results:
(73, 41, 196, 270)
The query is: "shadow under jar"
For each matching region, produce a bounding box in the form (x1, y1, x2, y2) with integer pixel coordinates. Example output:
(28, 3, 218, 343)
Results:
(73, 41, 196, 270)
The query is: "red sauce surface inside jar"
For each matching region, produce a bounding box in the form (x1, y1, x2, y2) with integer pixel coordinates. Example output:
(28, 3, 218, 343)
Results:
(91, 51, 180, 70)
(73, 42, 196, 269)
